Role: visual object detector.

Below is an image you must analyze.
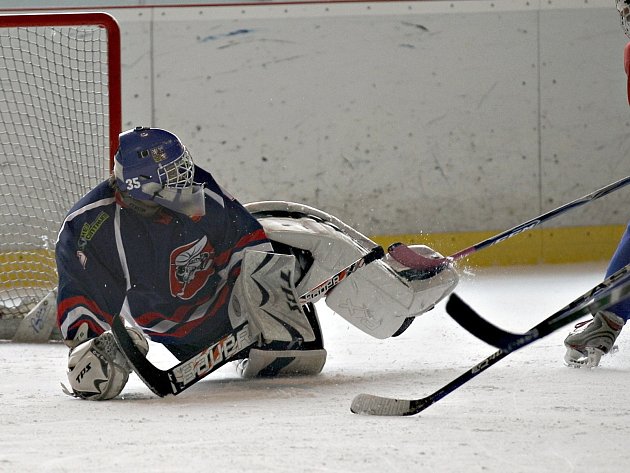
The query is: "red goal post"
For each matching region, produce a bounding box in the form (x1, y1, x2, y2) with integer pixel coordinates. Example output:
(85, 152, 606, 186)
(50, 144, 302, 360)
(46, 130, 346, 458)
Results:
(0, 12, 121, 339)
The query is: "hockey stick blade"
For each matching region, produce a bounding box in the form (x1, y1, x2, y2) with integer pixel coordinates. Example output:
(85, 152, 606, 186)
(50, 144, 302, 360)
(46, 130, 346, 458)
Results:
(351, 394, 426, 416)
(351, 262, 630, 416)
(445, 293, 523, 349)
(446, 261, 630, 349)
(389, 175, 630, 272)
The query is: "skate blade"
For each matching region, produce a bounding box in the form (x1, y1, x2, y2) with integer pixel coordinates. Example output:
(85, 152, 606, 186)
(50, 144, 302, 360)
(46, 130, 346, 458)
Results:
(564, 347, 606, 368)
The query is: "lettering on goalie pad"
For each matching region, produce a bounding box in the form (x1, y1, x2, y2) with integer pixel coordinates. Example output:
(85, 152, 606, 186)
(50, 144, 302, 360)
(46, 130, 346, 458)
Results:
(231, 250, 316, 344)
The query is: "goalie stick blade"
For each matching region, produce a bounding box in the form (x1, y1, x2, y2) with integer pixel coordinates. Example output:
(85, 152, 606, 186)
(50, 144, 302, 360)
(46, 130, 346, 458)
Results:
(111, 314, 173, 396)
(350, 393, 424, 416)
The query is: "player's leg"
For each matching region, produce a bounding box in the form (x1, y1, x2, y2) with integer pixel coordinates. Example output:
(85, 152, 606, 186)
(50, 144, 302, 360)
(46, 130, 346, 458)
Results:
(564, 222, 630, 367)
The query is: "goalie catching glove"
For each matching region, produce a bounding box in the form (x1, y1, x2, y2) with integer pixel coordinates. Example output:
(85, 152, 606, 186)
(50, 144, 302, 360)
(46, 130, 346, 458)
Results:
(63, 327, 149, 400)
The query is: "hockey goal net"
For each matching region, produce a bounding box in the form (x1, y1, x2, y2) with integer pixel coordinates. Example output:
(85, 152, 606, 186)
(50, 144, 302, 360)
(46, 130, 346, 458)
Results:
(0, 12, 121, 339)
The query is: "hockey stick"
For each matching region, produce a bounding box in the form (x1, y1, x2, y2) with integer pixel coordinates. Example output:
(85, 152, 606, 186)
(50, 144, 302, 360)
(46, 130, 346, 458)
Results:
(350, 262, 630, 416)
(388, 175, 630, 274)
(113, 245, 386, 397)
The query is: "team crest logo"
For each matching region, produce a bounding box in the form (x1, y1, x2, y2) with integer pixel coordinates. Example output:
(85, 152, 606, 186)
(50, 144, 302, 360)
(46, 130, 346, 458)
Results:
(170, 236, 215, 300)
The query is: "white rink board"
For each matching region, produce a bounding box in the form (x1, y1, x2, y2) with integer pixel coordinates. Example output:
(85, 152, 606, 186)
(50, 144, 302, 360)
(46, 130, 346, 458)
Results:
(8, 1, 630, 234)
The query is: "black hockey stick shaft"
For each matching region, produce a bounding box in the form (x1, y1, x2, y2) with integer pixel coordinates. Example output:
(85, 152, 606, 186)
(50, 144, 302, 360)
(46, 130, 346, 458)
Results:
(389, 175, 630, 272)
(350, 262, 630, 416)
(113, 245, 386, 396)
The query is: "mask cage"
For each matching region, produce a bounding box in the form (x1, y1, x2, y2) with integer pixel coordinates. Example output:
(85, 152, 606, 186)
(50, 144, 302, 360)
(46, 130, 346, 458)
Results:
(157, 148, 195, 190)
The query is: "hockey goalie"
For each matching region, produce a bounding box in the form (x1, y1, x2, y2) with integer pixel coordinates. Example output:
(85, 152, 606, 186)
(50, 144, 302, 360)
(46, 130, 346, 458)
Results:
(56, 127, 458, 400)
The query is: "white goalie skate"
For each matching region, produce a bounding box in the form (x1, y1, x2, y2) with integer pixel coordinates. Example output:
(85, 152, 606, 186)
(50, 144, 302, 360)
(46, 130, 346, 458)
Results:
(563, 310, 625, 368)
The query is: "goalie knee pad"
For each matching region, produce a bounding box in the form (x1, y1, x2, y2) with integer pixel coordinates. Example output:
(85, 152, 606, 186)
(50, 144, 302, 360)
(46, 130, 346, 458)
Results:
(232, 285, 327, 377)
(65, 327, 148, 400)
(229, 249, 317, 344)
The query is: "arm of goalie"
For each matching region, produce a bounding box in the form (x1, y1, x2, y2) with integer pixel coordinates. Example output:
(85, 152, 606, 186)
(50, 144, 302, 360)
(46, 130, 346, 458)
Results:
(230, 250, 316, 345)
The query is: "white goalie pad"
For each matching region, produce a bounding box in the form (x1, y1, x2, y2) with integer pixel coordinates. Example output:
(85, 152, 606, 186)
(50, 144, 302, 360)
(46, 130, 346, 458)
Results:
(245, 201, 459, 339)
(12, 288, 57, 343)
(326, 246, 458, 338)
(230, 249, 316, 344)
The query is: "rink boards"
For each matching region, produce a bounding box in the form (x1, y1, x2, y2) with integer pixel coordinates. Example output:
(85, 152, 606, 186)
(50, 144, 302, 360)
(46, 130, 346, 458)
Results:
(2, 1, 629, 264)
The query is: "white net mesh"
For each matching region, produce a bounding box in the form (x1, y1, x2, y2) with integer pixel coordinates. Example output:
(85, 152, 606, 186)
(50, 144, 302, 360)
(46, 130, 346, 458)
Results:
(0, 15, 116, 323)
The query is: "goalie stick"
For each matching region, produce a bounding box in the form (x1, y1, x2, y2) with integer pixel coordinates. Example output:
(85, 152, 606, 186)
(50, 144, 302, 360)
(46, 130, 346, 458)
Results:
(113, 245, 386, 397)
(350, 262, 630, 416)
(388, 175, 630, 274)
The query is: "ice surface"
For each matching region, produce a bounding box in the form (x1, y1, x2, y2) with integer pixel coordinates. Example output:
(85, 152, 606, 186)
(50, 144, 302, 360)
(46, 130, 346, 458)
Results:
(2, 262, 630, 472)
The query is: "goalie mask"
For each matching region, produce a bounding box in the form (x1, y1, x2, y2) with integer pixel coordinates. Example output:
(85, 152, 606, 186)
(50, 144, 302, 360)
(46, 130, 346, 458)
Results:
(113, 127, 206, 218)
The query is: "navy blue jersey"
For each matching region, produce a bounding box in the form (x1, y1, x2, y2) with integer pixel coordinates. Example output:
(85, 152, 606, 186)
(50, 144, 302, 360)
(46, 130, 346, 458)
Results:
(56, 167, 272, 358)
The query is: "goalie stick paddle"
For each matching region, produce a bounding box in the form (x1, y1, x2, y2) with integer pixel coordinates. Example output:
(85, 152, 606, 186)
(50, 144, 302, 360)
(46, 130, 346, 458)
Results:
(350, 262, 630, 416)
(113, 245, 386, 397)
(111, 315, 257, 396)
(388, 175, 630, 274)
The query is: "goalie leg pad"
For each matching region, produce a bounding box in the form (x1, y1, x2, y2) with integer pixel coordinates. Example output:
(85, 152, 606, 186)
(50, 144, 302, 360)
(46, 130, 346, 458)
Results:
(12, 288, 57, 343)
(248, 201, 458, 339)
(65, 327, 148, 400)
(238, 348, 327, 378)
(326, 246, 458, 338)
(230, 250, 316, 344)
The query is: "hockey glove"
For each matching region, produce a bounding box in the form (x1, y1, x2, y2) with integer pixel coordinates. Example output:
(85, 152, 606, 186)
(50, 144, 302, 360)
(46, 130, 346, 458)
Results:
(63, 327, 149, 400)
